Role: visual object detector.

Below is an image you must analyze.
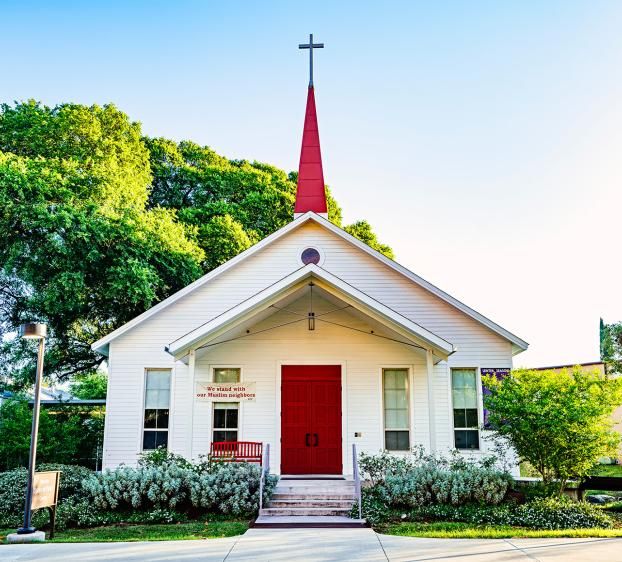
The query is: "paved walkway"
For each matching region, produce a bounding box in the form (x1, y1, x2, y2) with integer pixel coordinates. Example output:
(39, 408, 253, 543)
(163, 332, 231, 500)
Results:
(2, 528, 622, 561)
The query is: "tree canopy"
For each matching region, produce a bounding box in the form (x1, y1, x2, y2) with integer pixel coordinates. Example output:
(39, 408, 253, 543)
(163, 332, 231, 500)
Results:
(601, 318, 622, 374)
(483, 367, 622, 492)
(0, 101, 393, 389)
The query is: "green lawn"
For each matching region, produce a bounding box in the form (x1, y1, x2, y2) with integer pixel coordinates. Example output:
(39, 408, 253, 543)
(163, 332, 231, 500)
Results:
(0, 520, 249, 544)
(382, 521, 622, 539)
(591, 464, 622, 477)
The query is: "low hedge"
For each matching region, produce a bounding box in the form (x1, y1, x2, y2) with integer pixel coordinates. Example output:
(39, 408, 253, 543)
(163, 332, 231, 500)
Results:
(0, 464, 92, 527)
(399, 496, 613, 530)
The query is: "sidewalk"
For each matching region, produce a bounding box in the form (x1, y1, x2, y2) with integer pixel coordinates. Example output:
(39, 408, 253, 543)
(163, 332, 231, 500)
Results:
(2, 528, 622, 561)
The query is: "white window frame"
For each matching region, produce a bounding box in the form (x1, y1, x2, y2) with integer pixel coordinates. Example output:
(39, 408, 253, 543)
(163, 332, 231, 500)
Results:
(211, 366, 242, 444)
(451, 367, 480, 451)
(382, 367, 412, 452)
(142, 368, 172, 451)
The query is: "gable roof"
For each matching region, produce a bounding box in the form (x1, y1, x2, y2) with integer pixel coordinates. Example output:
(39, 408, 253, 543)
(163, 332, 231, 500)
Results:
(92, 212, 528, 356)
(165, 264, 455, 359)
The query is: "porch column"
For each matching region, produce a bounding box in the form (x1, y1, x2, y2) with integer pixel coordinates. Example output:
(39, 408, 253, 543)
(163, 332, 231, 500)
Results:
(187, 349, 196, 459)
(426, 348, 436, 452)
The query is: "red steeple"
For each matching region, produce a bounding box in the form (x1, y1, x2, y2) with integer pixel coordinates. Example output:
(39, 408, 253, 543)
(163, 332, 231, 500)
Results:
(294, 85, 327, 217)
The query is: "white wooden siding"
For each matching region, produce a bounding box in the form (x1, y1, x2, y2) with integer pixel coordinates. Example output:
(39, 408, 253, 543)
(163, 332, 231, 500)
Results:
(102, 221, 514, 469)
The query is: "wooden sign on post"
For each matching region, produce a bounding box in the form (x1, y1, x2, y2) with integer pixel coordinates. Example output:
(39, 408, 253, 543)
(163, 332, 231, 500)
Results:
(32, 471, 61, 538)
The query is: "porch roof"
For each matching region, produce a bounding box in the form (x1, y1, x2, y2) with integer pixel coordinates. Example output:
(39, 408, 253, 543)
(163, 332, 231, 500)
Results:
(165, 264, 456, 361)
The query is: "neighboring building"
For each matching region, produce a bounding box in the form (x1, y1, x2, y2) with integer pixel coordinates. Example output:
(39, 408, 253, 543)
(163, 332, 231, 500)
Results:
(531, 362, 606, 376)
(92, 65, 528, 476)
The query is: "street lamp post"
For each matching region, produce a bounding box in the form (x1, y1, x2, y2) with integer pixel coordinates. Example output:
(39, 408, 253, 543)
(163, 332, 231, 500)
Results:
(17, 322, 47, 535)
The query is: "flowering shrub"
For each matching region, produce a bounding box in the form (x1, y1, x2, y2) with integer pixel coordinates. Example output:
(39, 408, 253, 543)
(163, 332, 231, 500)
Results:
(384, 465, 511, 508)
(358, 451, 413, 486)
(358, 448, 511, 511)
(189, 463, 278, 515)
(82, 462, 190, 510)
(82, 460, 277, 516)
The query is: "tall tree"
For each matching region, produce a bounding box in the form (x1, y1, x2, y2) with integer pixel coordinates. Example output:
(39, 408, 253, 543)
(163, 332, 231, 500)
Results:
(0, 103, 204, 388)
(0, 102, 393, 388)
(601, 319, 622, 374)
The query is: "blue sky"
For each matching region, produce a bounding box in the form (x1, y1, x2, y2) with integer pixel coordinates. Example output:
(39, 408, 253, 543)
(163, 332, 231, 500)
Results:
(3, 0, 621, 366)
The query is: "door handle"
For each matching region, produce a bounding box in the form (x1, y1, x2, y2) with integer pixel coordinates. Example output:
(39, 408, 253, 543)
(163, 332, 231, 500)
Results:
(305, 433, 310, 447)
(314, 433, 319, 447)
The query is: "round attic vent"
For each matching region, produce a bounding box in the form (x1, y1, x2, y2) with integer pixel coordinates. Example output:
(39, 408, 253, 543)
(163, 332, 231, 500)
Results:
(301, 247, 321, 265)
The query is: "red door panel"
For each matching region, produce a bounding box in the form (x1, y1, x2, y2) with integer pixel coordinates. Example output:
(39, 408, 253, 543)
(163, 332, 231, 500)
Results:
(281, 365, 342, 475)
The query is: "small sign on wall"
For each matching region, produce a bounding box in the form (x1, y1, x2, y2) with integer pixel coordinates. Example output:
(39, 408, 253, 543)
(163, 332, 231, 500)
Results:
(195, 382, 256, 401)
(481, 368, 510, 428)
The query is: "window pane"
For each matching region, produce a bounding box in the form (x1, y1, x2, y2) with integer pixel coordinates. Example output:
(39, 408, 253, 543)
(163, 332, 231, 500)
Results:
(214, 409, 227, 429)
(146, 370, 170, 390)
(455, 430, 479, 450)
(145, 389, 159, 409)
(226, 408, 238, 429)
(143, 431, 156, 450)
(154, 431, 168, 449)
(144, 409, 157, 429)
(465, 408, 478, 428)
(213, 430, 238, 443)
(384, 370, 407, 390)
(214, 368, 240, 383)
(157, 409, 169, 429)
(452, 389, 466, 409)
(463, 387, 477, 409)
(466, 430, 479, 449)
(214, 402, 239, 409)
(385, 408, 408, 429)
(454, 430, 468, 449)
(453, 409, 466, 428)
(385, 389, 408, 410)
(385, 430, 409, 451)
(452, 369, 476, 390)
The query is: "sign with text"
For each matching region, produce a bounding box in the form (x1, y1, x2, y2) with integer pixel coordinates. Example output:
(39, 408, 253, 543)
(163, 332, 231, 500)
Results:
(195, 382, 256, 401)
(31, 471, 61, 510)
(481, 368, 510, 428)
(481, 368, 510, 379)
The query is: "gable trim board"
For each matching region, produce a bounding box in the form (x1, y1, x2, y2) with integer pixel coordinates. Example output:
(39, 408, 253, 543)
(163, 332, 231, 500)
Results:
(165, 263, 455, 360)
(92, 212, 528, 356)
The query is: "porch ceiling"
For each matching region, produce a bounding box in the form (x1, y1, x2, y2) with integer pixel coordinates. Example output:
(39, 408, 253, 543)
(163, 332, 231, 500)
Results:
(165, 265, 455, 362)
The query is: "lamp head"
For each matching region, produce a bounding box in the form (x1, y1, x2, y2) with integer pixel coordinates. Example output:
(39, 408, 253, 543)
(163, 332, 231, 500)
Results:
(19, 323, 47, 340)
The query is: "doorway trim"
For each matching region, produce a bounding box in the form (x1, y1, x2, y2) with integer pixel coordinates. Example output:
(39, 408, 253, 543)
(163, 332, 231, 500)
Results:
(276, 360, 348, 476)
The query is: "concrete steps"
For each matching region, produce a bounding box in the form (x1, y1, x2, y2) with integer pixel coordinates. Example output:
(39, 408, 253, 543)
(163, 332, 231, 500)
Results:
(269, 499, 354, 509)
(260, 506, 352, 517)
(253, 515, 367, 528)
(254, 477, 366, 528)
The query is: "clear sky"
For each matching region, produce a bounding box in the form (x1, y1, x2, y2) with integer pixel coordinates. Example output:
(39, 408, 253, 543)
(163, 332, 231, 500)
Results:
(2, 0, 621, 367)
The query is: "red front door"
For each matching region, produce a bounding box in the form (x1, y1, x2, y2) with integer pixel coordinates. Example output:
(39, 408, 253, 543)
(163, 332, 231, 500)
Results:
(281, 365, 342, 474)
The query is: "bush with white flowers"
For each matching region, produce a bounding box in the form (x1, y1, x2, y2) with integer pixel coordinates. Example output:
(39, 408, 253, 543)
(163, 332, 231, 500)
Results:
(189, 462, 278, 515)
(360, 447, 511, 510)
(82, 454, 278, 516)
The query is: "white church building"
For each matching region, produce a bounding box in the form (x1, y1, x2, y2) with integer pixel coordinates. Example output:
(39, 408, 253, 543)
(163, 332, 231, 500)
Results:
(92, 47, 528, 477)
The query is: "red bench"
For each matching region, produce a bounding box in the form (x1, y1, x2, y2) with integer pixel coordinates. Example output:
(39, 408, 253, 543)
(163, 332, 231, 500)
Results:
(209, 441, 263, 465)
